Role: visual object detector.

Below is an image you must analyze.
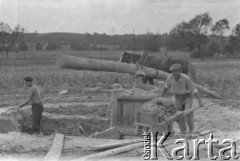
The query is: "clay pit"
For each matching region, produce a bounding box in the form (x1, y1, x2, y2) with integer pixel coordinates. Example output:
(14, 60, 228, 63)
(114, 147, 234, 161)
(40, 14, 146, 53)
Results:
(1, 87, 240, 161)
(20, 102, 111, 136)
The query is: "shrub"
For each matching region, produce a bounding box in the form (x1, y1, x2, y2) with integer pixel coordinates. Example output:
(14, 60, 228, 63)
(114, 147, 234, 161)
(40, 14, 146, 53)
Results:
(35, 43, 43, 50)
(224, 44, 234, 56)
(190, 50, 201, 58)
(18, 41, 28, 51)
(206, 41, 220, 57)
(46, 42, 58, 51)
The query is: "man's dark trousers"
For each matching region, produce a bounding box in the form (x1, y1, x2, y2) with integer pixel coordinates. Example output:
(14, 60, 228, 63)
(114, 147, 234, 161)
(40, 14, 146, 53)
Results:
(31, 103, 43, 134)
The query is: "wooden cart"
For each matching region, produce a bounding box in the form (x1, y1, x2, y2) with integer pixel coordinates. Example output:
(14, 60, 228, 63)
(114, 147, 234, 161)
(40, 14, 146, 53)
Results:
(134, 106, 200, 135)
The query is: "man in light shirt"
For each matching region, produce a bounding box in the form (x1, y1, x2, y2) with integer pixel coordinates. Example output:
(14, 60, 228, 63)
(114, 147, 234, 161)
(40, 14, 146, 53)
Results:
(18, 76, 44, 135)
(161, 63, 204, 134)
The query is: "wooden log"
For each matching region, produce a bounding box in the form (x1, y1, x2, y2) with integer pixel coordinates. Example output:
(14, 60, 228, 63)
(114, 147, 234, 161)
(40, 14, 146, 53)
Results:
(89, 127, 121, 140)
(73, 138, 176, 161)
(199, 130, 214, 136)
(57, 54, 169, 79)
(118, 94, 158, 101)
(162, 103, 216, 127)
(72, 142, 143, 161)
(161, 106, 200, 126)
(57, 54, 222, 99)
(43, 133, 64, 161)
(86, 138, 142, 151)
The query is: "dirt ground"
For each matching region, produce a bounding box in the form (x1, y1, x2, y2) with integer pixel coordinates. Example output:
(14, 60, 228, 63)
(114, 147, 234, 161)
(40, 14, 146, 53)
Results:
(1, 87, 240, 161)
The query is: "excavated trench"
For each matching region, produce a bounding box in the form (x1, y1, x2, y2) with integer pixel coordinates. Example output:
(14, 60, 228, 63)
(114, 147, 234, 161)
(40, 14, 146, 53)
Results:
(19, 102, 111, 136)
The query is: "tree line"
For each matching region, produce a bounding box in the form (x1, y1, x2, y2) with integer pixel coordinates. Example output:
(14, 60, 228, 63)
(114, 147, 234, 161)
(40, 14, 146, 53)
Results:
(1, 12, 240, 60)
(167, 12, 240, 59)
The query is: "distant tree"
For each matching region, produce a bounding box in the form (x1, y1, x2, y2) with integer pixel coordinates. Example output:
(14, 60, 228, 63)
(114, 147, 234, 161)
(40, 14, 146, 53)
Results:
(207, 40, 220, 57)
(188, 13, 212, 60)
(70, 43, 89, 50)
(0, 21, 26, 64)
(229, 36, 240, 50)
(99, 46, 108, 51)
(211, 19, 230, 55)
(166, 33, 184, 51)
(143, 32, 161, 52)
(0, 21, 12, 64)
(35, 43, 43, 50)
(46, 42, 57, 50)
(232, 23, 240, 37)
(90, 44, 98, 50)
(18, 41, 28, 51)
(229, 23, 240, 52)
(168, 12, 212, 60)
(224, 43, 234, 56)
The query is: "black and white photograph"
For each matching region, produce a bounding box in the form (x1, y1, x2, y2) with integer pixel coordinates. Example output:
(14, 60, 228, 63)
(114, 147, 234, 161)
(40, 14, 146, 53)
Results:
(0, 0, 240, 160)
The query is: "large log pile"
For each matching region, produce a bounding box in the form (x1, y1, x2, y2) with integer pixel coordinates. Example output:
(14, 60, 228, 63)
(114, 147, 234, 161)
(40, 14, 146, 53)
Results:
(57, 54, 222, 99)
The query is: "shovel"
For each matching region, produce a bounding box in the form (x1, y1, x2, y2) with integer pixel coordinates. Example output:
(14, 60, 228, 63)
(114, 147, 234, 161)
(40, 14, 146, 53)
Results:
(4, 89, 69, 114)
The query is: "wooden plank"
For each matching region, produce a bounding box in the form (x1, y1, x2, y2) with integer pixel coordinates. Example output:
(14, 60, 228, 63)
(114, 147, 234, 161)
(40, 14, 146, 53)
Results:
(118, 95, 157, 101)
(117, 100, 123, 126)
(122, 101, 135, 126)
(110, 90, 119, 128)
(75, 138, 176, 161)
(164, 106, 200, 126)
(43, 133, 64, 161)
(135, 123, 152, 128)
(89, 127, 121, 140)
(86, 139, 142, 151)
(72, 142, 143, 161)
(134, 101, 146, 112)
(199, 130, 214, 136)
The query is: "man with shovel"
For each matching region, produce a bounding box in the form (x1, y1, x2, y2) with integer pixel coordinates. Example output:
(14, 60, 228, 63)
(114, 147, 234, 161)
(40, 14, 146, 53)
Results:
(18, 76, 44, 135)
(161, 63, 204, 134)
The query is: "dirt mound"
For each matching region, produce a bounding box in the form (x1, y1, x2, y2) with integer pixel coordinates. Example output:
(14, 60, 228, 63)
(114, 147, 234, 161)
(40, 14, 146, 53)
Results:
(0, 109, 22, 133)
(0, 132, 52, 153)
(194, 99, 240, 131)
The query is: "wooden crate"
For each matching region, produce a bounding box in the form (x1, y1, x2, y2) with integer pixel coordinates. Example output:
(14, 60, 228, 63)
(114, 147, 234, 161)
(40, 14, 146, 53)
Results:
(134, 110, 159, 128)
(110, 89, 158, 128)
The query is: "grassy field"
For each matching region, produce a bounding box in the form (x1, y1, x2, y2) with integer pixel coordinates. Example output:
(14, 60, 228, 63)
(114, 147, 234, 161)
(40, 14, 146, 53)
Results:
(0, 50, 240, 103)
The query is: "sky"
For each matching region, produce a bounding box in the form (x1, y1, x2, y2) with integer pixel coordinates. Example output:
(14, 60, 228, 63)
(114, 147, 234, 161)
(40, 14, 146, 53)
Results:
(0, 0, 240, 35)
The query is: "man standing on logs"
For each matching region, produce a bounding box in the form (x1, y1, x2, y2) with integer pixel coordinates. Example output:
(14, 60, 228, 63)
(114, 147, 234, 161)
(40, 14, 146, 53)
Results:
(18, 76, 44, 135)
(161, 63, 204, 134)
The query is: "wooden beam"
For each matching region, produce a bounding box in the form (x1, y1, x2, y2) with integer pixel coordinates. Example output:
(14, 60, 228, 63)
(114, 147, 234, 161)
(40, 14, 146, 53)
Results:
(89, 127, 121, 140)
(117, 94, 158, 101)
(73, 138, 177, 161)
(86, 139, 142, 151)
(161, 106, 200, 126)
(43, 133, 64, 161)
(57, 55, 222, 99)
(72, 142, 143, 161)
(110, 90, 119, 128)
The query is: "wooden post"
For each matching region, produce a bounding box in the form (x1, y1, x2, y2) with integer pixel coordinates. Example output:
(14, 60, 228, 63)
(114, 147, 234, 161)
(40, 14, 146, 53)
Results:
(110, 89, 120, 128)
